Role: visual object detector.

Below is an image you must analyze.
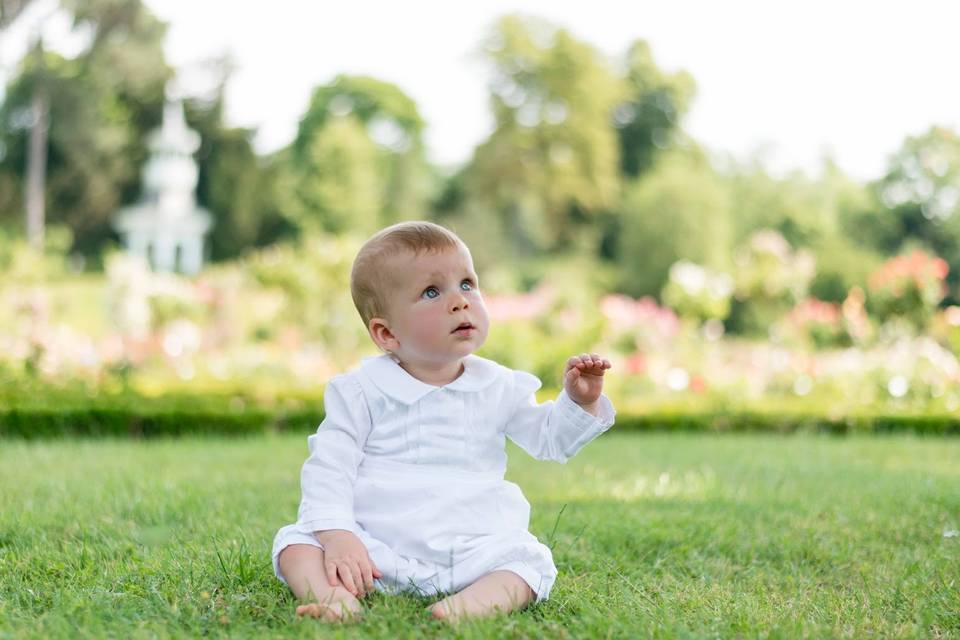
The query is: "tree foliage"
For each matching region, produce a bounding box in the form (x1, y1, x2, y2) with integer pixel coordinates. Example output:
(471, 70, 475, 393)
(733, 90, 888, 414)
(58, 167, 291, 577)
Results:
(186, 85, 290, 261)
(280, 74, 433, 235)
(0, 0, 35, 28)
(464, 15, 624, 254)
(869, 126, 960, 298)
(2, 3, 955, 332)
(0, 0, 170, 256)
(614, 148, 732, 298)
(615, 40, 696, 178)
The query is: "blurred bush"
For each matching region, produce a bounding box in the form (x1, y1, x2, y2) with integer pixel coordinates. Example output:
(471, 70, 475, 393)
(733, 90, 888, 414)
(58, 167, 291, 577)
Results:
(727, 230, 815, 336)
(244, 233, 371, 366)
(661, 261, 733, 324)
(867, 248, 949, 332)
(0, 225, 73, 282)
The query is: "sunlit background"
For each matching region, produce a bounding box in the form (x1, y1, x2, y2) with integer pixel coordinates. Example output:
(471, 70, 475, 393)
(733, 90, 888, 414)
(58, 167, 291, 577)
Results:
(2, 0, 960, 424)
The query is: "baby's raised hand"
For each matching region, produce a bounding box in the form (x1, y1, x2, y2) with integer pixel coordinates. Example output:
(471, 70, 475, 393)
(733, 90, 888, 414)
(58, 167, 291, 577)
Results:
(563, 353, 612, 412)
(315, 529, 382, 598)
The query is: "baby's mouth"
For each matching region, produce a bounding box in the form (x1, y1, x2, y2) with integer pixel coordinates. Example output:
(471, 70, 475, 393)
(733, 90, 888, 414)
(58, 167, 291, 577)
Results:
(451, 322, 475, 334)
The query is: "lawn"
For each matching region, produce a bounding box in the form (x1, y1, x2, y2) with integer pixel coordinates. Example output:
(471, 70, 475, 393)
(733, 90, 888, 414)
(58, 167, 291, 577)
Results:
(1, 432, 957, 638)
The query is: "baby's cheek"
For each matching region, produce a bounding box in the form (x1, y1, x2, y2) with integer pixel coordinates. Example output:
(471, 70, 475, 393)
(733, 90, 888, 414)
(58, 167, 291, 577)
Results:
(474, 301, 491, 330)
(414, 322, 439, 344)
(416, 318, 450, 342)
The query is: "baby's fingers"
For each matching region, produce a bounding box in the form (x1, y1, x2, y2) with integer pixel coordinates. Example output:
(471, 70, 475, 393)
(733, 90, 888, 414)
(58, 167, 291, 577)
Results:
(568, 353, 610, 370)
(337, 561, 360, 596)
(360, 561, 376, 595)
(351, 560, 367, 598)
(350, 559, 368, 597)
(346, 560, 366, 598)
(324, 560, 341, 588)
(593, 358, 612, 371)
(581, 354, 611, 373)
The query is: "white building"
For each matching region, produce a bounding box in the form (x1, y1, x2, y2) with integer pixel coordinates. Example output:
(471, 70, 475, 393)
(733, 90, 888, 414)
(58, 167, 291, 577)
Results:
(113, 95, 212, 275)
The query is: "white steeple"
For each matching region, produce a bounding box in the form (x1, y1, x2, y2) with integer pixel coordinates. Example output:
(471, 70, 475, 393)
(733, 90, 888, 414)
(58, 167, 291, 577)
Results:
(113, 83, 212, 275)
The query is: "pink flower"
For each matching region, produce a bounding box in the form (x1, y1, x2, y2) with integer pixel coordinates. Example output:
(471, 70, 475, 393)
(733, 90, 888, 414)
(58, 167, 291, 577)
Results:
(600, 294, 679, 336)
(787, 298, 841, 326)
(690, 375, 708, 394)
(869, 249, 949, 292)
(484, 287, 554, 321)
(625, 352, 647, 375)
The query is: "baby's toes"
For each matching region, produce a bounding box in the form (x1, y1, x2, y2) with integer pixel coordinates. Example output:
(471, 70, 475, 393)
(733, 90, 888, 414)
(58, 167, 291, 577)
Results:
(296, 601, 360, 622)
(296, 603, 324, 618)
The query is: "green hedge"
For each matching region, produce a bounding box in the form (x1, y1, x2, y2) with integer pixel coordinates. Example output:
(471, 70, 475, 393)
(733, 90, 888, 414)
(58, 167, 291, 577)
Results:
(1, 407, 959, 439)
(615, 412, 960, 436)
(0, 408, 322, 439)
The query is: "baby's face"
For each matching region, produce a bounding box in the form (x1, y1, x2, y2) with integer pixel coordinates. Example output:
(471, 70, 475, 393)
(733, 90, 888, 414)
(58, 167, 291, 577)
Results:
(378, 244, 489, 370)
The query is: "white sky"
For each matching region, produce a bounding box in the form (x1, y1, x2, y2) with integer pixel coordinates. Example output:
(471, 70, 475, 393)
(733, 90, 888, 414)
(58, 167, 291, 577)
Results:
(2, 0, 959, 181)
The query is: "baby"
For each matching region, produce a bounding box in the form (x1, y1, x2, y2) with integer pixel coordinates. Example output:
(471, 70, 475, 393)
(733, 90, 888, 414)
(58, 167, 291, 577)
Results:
(272, 221, 615, 622)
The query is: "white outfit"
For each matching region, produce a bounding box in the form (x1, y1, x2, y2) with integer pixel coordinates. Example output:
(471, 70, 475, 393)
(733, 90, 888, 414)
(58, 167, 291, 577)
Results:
(272, 354, 616, 601)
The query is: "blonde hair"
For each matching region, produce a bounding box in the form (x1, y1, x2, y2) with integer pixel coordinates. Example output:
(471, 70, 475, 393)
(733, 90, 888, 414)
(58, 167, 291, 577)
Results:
(350, 221, 464, 326)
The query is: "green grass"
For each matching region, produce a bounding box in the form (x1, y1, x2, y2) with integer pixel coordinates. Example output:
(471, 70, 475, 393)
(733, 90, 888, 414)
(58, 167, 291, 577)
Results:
(1, 433, 958, 638)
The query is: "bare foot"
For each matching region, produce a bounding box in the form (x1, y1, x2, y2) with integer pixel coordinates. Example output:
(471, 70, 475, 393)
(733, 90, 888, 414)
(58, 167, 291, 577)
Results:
(427, 570, 535, 623)
(295, 593, 362, 622)
(279, 543, 365, 623)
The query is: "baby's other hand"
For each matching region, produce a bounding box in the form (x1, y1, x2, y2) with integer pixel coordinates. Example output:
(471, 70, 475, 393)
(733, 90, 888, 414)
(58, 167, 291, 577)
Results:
(315, 529, 382, 598)
(563, 353, 611, 413)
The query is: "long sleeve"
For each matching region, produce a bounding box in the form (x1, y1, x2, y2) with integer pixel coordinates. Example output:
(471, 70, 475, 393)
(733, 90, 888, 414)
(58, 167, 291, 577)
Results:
(296, 375, 372, 534)
(504, 370, 616, 463)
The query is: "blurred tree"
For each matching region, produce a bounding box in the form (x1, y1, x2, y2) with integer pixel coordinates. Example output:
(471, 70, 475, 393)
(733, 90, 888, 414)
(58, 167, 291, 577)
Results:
(464, 15, 624, 254)
(21, 40, 49, 250)
(717, 156, 882, 302)
(280, 114, 381, 234)
(809, 160, 883, 301)
(614, 40, 696, 178)
(0, 0, 170, 258)
(807, 233, 882, 302)
(723, 161, 838, 248)
(1, 0, 51, 249)
(614, 148, 733, 298)
(0, 0, 36, 26)
(279, 74, 433, 235)
(431, 166, 527, 287)
(184, 62, 290, 260)
(868, 126, 960, 300)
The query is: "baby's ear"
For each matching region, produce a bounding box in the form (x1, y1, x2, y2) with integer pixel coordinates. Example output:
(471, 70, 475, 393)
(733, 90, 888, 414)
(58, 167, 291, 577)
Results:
(368, 317, 399, 351)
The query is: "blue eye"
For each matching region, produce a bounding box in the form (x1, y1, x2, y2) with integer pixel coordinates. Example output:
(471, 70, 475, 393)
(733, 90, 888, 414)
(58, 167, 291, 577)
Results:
(460, 280, 473, 291)
(422, 287, 440, 299)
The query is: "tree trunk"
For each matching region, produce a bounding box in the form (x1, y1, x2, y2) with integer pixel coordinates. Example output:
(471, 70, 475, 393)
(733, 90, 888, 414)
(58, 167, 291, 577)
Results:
(25, 83, 48, 250)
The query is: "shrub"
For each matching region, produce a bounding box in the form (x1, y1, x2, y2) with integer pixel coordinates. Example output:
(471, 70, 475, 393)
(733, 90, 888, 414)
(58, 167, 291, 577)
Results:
(868, 249, 949, 331)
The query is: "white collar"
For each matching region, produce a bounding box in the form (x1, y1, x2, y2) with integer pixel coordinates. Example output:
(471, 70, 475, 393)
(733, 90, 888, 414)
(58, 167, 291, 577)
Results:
(359, 354, 501, 404)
